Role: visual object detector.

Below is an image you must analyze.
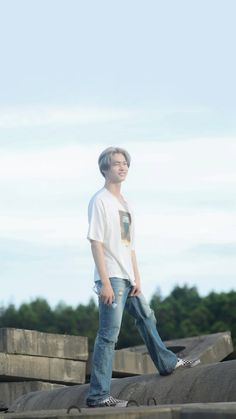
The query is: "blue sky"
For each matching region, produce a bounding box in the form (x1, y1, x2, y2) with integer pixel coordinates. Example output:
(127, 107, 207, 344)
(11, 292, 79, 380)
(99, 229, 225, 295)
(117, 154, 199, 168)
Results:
(0, 0, 235, 308)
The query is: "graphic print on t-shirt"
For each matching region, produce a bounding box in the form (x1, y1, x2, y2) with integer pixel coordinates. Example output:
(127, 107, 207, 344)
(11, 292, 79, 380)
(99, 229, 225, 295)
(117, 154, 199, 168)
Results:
(119, 210, 131, 246)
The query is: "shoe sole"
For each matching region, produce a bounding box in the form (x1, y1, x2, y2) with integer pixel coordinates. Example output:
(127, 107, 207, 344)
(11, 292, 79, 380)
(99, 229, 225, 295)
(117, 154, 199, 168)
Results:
(189, 359, 201, 367)
(87, 401, 128, 408)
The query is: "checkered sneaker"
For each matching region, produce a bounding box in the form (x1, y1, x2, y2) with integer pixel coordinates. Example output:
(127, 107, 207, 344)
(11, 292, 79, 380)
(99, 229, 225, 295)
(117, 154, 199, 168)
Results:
(87, 395, 128, 408)
(175, 358, 201, 369)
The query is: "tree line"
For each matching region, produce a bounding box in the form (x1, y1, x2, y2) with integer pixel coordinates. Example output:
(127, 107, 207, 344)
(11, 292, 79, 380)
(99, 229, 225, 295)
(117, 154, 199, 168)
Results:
(0, 285, 235, 350)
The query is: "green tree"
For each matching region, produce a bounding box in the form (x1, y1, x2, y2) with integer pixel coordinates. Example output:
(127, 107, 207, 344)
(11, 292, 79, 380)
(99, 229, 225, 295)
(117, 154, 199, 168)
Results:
(0, 286, 235, 350)
(75, 299, 99, 350)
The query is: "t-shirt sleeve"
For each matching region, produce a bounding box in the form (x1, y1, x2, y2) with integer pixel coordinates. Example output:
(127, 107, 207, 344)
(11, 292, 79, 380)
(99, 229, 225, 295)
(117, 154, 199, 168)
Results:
(87, 198, 106, 243)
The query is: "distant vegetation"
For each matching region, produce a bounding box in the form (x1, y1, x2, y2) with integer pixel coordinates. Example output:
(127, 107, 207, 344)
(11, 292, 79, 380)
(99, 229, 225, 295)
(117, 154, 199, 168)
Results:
(0, 285, 235, 351)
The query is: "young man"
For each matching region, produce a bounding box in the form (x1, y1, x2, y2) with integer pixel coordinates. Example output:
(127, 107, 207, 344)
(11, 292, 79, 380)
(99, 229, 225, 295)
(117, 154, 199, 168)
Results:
(86, 147, 200, 408)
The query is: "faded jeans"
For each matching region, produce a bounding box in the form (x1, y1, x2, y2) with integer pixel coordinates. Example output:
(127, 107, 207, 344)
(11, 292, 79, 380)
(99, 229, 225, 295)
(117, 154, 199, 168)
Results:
(87, 277, 177, 403)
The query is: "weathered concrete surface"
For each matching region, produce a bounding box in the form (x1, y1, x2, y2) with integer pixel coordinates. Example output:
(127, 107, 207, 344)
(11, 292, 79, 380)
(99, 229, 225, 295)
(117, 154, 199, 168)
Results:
(0, 382, 65, 408)
(0, 353, 86, 384)
(87, 331, 234, 377)
(0, 328, 88, 361)
(2, 406, 176, 418)
(9, 361, 236, 412)
(125, 331, 234, 369)
(110, 361, 236, 406)
(164, 331, 234, 364)
(0, 400, 8, 411)
(181, 402, 236, 418)
(86, 349, 156, 377)
(113, 349, 158, 376)
(112, 349, 146, 376)
(2, 403, 236, 418)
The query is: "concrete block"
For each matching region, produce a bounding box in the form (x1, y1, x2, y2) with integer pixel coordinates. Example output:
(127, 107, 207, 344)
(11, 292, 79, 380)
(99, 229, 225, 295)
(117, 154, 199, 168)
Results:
(142, 353, 156, 373)
(0, 353, 86, 384)
(0, 382, 65, 408)
(125, 331, 234, 366)
(2, 404, 236, 419)
(9, 361, 236, 412)
(0, 328, 88, 361)
(0, 401, 8, 412)
(181, 402, 236, 418)
(165, 331, 234, 364)
(110, 361, 236, 406)
(0, 406, 176, 418)
(87, 332, 234, 378)
(86, 349, 155, 377)
(112, 349, 146, 376)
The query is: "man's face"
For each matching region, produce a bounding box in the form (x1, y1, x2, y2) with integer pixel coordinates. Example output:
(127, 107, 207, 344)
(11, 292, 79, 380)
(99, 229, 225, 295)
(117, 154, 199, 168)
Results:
(104, 153, 129, 183)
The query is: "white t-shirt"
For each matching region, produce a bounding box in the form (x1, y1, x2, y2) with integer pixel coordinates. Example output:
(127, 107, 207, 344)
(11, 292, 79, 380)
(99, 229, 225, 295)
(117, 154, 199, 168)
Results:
(87, 187, 136, 285)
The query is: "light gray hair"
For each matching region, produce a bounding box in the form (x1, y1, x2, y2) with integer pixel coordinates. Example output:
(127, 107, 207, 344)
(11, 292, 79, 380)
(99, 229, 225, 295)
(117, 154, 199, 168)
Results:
(98, 147, 131, 178)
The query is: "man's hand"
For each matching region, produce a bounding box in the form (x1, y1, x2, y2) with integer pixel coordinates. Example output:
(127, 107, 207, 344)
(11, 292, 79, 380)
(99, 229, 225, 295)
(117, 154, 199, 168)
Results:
(100, 283, 115, 305)
(129, 281, 141, 297)
(130, 250, 141, 297)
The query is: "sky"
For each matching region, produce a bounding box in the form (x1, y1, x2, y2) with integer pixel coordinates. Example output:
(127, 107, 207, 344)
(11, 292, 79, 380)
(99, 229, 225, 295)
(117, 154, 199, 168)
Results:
(0, 0, 235, 308)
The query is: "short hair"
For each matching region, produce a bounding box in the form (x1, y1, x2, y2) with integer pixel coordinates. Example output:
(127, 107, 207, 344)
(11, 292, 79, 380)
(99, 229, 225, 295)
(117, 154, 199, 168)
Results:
(98, 147, 131, 178)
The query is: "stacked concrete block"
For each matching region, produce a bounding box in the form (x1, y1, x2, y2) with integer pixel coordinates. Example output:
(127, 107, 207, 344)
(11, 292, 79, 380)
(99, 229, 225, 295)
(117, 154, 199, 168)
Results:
(165, 331, 234, 364)
(87, 331, 234, 377)
(0, 328, 88, 408)
(125, 331, 234, 370)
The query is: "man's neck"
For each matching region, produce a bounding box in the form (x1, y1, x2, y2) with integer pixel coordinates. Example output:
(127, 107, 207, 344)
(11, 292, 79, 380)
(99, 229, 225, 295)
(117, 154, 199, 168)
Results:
(104, 181, 122, 198)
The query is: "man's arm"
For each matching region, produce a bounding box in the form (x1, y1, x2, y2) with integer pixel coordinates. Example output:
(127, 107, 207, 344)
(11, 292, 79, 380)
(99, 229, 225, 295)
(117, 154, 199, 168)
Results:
(129, 249, 141, 296)
(90, 240, 114, 305)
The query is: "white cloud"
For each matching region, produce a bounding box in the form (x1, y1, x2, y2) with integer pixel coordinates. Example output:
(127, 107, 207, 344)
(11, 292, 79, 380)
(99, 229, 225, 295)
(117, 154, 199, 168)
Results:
(0, 144, 100, 180)
(1, 210, 235, 251)
(0, 105, 134, 128)
(1, 137, 235, 305)
(0, 215, 87, 243)
(1, 138, 235, 243)
(202, 174, 236, 184)
(127, 137, 236, 191)
(0, 104, 210, 130)
(135, 211, 236, 253)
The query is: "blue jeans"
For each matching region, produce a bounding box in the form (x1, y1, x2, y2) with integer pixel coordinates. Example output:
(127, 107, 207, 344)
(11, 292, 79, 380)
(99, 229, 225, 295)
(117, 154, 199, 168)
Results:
(87, 277, 177, 402)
